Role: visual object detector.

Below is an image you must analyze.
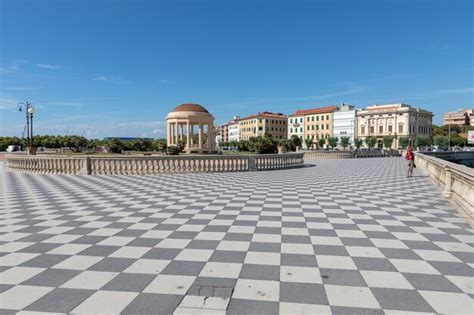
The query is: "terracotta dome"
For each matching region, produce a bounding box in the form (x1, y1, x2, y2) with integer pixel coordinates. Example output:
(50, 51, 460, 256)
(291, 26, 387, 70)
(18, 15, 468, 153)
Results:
(171, 103, 209, 113)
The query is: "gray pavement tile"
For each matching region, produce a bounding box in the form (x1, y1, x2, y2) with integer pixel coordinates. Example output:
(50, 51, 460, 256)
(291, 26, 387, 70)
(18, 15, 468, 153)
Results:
(89, 257, 135, 272)
(186, 240, 220, 249)
(352, 257, 397, 272)
(223, 233, 253, 242)
(161, 261, 206, 276)
(25, 288, 94, 313)
(209, 250, 246, 263)
(18, 243, 61, 253)
(227, 298, 279, 315)
(20, 254, 69, 268)
(23, 269, 81, 287)
(429, 261, 474, 277)
(280, 282, 328, 304)
(371, 288, 435, 312)
(122, 293, 183, 315)
(281, 254, 318, 267)
(239, 264, 280, 281)
(79, 245, 121, 256)
(331, 306, 384, 315)
(320, 268, 367, 287)
(313, 245, 349, 256)
(379, 248, 422, 260)
(404, 273, 464, 293)
(248, 242, 281, 252)
(143, 248, 182, 260)
(102, 273, 155, 292)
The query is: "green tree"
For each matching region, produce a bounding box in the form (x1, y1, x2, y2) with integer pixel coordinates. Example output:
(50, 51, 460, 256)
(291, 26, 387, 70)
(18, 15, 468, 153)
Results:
(340, 136, 350, 150)
(288, 135, 302, 152)
(415, 135, 432, 148)
(327, 136, 338, 149)
(238, 140, 250, 151)
(433, 135, 448, 149)
(305, 137, 313, 150)
(382, 136, 394, 149)
(398, 137, 409, 149)
(354, 138, 363, 150)
(248, 136, 278, 154)
(106, 138, 125, 154)
(153, 139, 167, 152)
(318, 138, 325, 149)
(365, 136, 377, 149)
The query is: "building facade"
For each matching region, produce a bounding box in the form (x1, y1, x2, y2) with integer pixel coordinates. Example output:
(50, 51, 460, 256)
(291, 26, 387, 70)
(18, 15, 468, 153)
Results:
(443, 109, 473, 126)
(287, 114, 305, 146)
(219, 124, 229, 144)
(228, 119, 240, 142)
(239, 112, 287, 140)
(333, 104, 357, 147)
(356, 103, 433, 149)
(299, 106, 338, 148)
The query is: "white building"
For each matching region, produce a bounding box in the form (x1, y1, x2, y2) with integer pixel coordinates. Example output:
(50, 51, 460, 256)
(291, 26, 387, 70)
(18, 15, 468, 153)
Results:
(356, 103, 433, 149)
(333, 104, 356, 146)
(287, 114, 305, 147)
(228, 119, 240, 142)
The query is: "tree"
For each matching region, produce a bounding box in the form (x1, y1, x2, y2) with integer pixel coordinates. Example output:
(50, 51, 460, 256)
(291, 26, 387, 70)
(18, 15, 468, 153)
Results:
(166, 146, 180, 155)
(415, 135, 432, 148)
(318, 138, 325, 149)
(153, 139, 167, 153)
(398, 137, 409, 149)
(327, 136, 338, 149)
(365, 136, 377, 149)
(354, 138, 363, 150)
(106, 138, 125, 154)
(340, 136, 350, 150)
(305, 137, 313, 150)
(288, 135, 302, 152)
(248, 136, 278, 154)
(238, 140, 250, 151)
(433, 135, 448, 149)
(382, 136, 394, 149)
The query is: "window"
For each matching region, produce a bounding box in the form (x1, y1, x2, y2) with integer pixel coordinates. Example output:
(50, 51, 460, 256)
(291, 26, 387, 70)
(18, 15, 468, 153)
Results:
(321, 125, 324, 130)
(312, 116, 315, 122)
(290, 119, 293, 124)
(326, 115, 329, 120)
(321, 116, 324, 121)
(266, 119, 268, 123)
(316, 116, 319, 121)
(399, 125, 403, 133)
(307, 117, 310, 122)
(312, 125, 315, 130)
(300, 127, 303, 132)
(307, 126, 310, 130)
(316, 125, 319, 130)
(290, 128, 293, 133)
(361, 127, 365, 134)
(327, 124, 329, 129)
(388, 125, 392, 133)
(379, 126, 383, 133)
(259, 127, 263, 131)
(370, 126, 374, 134)
(300, 118, 303, 123)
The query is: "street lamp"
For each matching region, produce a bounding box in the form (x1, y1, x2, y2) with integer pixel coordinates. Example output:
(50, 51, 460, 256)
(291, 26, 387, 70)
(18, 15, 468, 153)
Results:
(18, 101, 36, 154)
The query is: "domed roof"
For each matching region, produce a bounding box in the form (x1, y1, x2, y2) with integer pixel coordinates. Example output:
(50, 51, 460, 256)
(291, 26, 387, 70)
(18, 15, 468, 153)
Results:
(171, 103, 209, 113)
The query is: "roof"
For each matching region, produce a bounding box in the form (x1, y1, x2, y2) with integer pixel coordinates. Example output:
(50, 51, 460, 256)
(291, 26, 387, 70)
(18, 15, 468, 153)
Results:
(171, 103, 209, 113)
(291, 106, 338, 116)
(239, 111, 287, 121)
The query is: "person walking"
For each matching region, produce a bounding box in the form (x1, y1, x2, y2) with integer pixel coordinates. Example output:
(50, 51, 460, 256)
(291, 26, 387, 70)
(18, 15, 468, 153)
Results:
(405, 146, 415, 177)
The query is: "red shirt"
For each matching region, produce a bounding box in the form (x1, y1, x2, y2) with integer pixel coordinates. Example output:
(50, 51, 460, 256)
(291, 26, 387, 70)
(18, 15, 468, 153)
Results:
(405, 151, 414, 160)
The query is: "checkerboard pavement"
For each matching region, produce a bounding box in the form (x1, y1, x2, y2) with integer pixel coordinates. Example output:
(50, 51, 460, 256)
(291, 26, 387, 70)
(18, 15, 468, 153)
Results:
(0, 157, 472, 314)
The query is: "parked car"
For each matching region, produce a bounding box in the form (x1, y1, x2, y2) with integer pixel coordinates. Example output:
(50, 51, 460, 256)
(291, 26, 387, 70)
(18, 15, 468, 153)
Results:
(6, 145, 21, 152)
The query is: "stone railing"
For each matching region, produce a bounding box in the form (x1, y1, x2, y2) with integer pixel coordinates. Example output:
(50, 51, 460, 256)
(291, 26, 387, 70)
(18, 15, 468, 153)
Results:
(304, 151, 353, 159)
(4, 153, 304, 175)
(415, 152, 474, 219)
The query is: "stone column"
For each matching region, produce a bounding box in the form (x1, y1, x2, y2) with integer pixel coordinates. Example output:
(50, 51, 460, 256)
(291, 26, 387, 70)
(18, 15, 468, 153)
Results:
(208, 123, 214, 149)
(174, 123, 179, 146)
(186, 121, 191, 150)
(179, 124, 184, 141)
(167, 123, 171, 146)
(198, 123, 203, 149)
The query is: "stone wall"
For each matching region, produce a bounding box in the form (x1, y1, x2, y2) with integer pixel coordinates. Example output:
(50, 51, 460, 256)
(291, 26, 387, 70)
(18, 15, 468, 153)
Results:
(415, 152, 474, 219)
(304, 150, 397, 159)
(4, 153, 304, 175)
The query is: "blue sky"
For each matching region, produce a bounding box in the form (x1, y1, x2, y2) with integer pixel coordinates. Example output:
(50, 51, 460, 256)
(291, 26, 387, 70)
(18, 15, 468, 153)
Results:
(0, 0, 472, 139)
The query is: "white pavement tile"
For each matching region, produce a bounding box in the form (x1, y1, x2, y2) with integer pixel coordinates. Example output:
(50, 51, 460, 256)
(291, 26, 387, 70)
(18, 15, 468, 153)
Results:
(175, 249, 213, 262)
(199, 262, 242, 278)
(53, 255, 103, 270)
(325, 284, 381, 309)
(233, 279, 280, 302)
(124, 259, 170, 274)
(61, 270, 118, 289)
(346, 246, 385, 258)
(414, 249, 462, 262)
(280, 266, 323, 284)
(47, 244, 91, 255)
(279, 302, 331, 314)
(446, 276, 474, 294)
(144, 275, 196, 294)
(419, 290, 473, 314)
(0, 252, 39, 266)
(361, 270, 414, 289)
(390, 259, 441, 275)
(0, 285, 54, 310)
(316, 255, 357, 270)
(71, 290, 138, 314)
(178, 295, 230, 310)
(109, 246, 150, 258)
(244, 252, 281, 266)
(0, 267, 45, 284)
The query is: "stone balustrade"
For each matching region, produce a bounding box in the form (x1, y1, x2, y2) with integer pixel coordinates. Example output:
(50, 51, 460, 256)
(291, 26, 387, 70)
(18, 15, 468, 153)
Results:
(304, 151, 353, 159)
(4, 153, 304, 175)
(415, 152, 474, 219)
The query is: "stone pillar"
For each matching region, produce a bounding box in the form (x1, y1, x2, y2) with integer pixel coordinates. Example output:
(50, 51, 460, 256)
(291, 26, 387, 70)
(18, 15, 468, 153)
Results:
(167, 123, 171, 146)
(444, 166, 453, 198)
(198, 124, 203, 149)
(179, 124, 184, 141)
(186, 121, 191, 149)
(174, 123, 179, 146)
(208, 124, 214, 149)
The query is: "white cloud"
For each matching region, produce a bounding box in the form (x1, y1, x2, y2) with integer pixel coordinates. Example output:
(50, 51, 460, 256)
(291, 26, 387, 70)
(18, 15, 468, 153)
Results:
(159, 79, 176, 83)
(36, 63, 61, 70)
(0, 95, 21, 110)
(437, 87, 474, 94)
(92, 76, 130, 84)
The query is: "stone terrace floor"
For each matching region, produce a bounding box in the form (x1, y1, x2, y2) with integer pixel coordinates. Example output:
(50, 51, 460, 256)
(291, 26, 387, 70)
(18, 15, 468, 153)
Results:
(0, 158, 472, 314)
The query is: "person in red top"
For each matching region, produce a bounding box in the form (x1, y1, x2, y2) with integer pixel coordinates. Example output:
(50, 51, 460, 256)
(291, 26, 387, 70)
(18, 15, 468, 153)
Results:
(405, 146, 415, 178)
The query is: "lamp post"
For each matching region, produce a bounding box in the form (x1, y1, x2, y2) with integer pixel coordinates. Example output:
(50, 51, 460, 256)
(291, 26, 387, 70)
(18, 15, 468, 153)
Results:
(18, 101, 36, 154)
